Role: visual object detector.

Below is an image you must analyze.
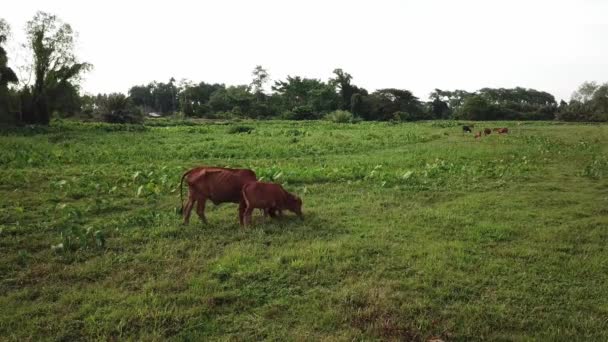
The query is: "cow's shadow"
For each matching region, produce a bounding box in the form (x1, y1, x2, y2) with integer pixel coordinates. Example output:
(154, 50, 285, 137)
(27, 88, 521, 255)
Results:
(178, 206, 347, 243)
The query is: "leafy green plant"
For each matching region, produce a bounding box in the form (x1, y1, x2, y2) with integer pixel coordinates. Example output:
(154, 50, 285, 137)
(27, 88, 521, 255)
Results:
(325, 110, 355, 123)
(227, 125, 254, 134)
(581, 155, 608, 179)
(56, 226, 106, 252)
(99, 93, 144, 124)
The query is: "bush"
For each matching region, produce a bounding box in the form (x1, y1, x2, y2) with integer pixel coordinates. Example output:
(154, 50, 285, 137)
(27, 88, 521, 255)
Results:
(394, 111, 433, 122)
(227, 125, 254, 134)
(556, 107, 607, 122)
(325, 110, 355, 123)
(99, 93, 143, 124)
(284, 105, 320, 120)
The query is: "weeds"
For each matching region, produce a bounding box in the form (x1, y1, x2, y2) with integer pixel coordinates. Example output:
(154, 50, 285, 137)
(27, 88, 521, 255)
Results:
(227, 125, 254, 134)
(581, 155, 608, 179)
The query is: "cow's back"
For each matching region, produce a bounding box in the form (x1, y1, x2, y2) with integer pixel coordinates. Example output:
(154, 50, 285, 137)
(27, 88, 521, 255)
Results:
(187, 167, 257, 204)
(243, 182, 287, 208)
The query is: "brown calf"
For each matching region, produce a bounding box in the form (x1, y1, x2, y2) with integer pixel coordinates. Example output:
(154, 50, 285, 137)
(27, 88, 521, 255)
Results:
(497, 127, 509, 134)
(240, 182, 303, 227)
(474, 131, 482, 139)
(180, 166, 256, 224)
(484, 128, 492, 136)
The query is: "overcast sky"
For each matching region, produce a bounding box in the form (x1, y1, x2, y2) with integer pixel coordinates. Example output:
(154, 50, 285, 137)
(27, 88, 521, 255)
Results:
(3, 0, 608, 101)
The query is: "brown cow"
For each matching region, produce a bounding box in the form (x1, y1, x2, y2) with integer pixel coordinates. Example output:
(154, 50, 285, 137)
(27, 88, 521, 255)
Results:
(497, 127, 509, 134)
(474, 131, 482, 139)
(240, 182, 303, 227)
(484, 128, 492, 136)
(180, 166, 256, 225)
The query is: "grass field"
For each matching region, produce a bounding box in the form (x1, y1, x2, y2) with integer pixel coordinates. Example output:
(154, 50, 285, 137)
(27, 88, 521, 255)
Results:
(1, 119, 608, 341)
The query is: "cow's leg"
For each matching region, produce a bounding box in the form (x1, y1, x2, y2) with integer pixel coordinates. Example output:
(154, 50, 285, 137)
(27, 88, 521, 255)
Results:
(239, 201, 247, 226)
(266, 207, 281, 218)
(196, 197, 208, 224)
(265, 208, 277, 218)
(244, 206, 254, 227)
(183, 191, 196, 225)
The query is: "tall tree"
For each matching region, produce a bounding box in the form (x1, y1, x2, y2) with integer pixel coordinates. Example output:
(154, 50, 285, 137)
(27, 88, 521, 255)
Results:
(571, 81, 599, 104)
(250, 65, 269, 95)
(330, 68, 355, 110)
(272, 76, 339, 115)
(24, 12, 91, 124)
(0, 19, 18, 122)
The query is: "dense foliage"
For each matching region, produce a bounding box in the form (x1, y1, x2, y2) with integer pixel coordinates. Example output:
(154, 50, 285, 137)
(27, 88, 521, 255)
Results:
(0, 13, 607, 125)
(0, 19, 18, 124)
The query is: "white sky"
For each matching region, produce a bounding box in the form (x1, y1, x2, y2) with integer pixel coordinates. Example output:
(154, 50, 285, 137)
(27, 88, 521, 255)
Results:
(3, 0, 608, 101)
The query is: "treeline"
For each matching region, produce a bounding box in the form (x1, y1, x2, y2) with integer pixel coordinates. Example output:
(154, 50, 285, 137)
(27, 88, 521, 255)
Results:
(107, 73, 607, 123)
(2, 12, 608, 126)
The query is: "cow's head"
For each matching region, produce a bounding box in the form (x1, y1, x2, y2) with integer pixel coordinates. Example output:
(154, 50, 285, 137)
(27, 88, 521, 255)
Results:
(287, 193, 303, 219)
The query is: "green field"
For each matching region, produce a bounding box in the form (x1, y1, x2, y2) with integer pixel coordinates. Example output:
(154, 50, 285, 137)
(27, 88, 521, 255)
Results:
(1, 120, 607, 340)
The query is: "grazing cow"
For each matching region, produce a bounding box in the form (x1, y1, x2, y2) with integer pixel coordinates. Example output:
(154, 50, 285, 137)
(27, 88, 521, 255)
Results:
(462, 125, 473, 134)
(180, 166, 257, 225)
(484, 128, 492, 136)
(497, 127, 509, 134)
(240, 182, 303, 227)
(474, 131, 482, 139)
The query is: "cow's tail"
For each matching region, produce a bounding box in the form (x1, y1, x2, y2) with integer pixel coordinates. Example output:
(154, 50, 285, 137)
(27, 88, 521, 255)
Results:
(178, 169, 191, 215)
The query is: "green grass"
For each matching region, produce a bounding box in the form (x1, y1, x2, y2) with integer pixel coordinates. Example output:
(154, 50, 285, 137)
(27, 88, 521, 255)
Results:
(1, 119, 607, 340)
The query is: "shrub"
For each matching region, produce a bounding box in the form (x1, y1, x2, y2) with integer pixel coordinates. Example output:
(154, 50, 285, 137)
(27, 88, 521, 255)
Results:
(99, 93, 143, 124)
(227, 125, 254, 134)
(284, 105, 320, 120)
(556, 109, 607, 122)
(388, 111, 433, 122)
(325, 110, 355, 123)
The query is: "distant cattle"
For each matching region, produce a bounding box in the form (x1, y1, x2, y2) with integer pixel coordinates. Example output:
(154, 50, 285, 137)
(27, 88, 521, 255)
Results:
(497, 127, 509, 134)
(474, 131, 482, 139)
(180, 166, 257, 225)
(484, 128, 492, 136)
(240, 182, 303, 227)
(462, 125, 473, 134)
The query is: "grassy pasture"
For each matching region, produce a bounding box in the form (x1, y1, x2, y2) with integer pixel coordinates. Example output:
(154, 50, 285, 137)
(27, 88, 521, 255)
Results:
(1, 119, 607, 341)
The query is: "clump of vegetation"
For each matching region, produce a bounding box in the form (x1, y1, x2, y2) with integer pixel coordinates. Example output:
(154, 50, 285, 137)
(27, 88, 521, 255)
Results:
(394, 111, 430, 122)
(581, 155, 608, 179)
(325, 110, 356, 123)
(429, 120, 460, 128)
(54, 226, 106, 252)
(98, 93, 144, 124)
(227, 125, 254, 134)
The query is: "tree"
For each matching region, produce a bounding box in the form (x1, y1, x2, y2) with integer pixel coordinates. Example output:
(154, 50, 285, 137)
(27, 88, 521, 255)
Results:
(329, 68, 367, 110)
(250, 65, 269, 95)
(0, 19, 19, 123)
(455, 95, 493, 120)
(129, 84, 154, 112)
(430, 98, 450, 119)
(557, 81, 608, 122)
(571, 81, 599, 103)
(350, 93, 363, 117)
(151, 78, 179, 114)
(24, 12, 91, 124)
(99, 93, 143, 124)
(429, 89, 473, 112)
(272, 76, 339, 115)
(208, 85, 254, 116)
(364, 88, 424, 121)
(591, 84, 608, 118)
